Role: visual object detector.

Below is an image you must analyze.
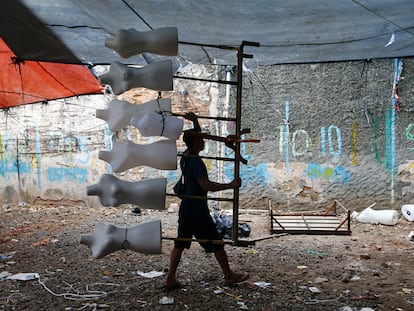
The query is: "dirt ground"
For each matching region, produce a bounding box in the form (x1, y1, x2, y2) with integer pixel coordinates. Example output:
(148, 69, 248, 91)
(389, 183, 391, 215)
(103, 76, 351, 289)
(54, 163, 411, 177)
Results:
(1, 202, 414, 311)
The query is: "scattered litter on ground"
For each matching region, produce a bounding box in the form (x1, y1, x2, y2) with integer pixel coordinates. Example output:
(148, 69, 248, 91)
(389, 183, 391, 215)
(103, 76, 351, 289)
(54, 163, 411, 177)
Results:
(32, 238, 50, 247)
(159, 296, 174, 305)
(400, 288, 413, 294)
(314, 277, 328, 283)
(308, 286, 321, 293)
(237, 301, 248, 309)
(407, 231, 414, 241)
(406, 298, 414, 305)
(136, 270, 165, 278)
(254, 281, 272, 288)
(0, 271, 12, 282)
(304, 294, 343, 304)
(349, 294, 378, 301)
(212, 209, 251, 239)
(0, 252, 16, 261)
(1, 204, 414, 309)
(246, 249, 259, 255)
(7, 272, 39, 281)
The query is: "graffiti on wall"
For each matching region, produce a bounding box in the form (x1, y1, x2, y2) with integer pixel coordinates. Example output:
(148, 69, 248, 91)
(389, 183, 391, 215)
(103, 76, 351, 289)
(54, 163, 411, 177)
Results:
(279, 100, 351, 183)
(0, 57, 411, 196)
(0, 124, 97, 187)
(222, 141, 270, 188)
(1, 110, 408, 190)
(2, 106, 412, 191)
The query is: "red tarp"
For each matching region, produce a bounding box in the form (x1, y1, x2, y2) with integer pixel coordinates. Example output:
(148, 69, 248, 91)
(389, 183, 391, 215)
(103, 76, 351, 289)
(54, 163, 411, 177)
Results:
(0, 38, 103, 109)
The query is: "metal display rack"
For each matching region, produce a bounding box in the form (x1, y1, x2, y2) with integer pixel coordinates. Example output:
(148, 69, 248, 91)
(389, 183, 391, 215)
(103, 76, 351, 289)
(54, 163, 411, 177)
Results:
(176, 40, 260, 246)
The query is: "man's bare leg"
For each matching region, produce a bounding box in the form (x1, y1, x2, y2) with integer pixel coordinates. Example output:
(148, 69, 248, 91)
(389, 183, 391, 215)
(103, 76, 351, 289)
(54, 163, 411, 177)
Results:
(164, 247, 184, 288)
(214, 248, 249, 285)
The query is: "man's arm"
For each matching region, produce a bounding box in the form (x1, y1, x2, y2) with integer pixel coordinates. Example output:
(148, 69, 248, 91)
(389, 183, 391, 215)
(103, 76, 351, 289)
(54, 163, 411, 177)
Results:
(184, 112, 201, 132)
(197, 176, 241, 192)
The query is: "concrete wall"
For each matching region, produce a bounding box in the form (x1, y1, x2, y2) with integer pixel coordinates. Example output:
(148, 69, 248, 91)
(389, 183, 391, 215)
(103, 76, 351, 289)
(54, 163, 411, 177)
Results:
(0, 95, 109, 206)
(238, 58, 414, 210)
(1, 59, 413, 212)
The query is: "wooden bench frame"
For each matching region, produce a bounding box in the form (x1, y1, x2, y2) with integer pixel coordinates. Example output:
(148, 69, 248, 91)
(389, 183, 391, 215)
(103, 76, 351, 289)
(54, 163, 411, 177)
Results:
(269, 199, 351, 235)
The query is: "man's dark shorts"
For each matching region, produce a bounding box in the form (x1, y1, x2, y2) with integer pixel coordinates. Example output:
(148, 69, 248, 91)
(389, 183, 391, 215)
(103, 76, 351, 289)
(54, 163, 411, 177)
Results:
(175, 214, 224, 253)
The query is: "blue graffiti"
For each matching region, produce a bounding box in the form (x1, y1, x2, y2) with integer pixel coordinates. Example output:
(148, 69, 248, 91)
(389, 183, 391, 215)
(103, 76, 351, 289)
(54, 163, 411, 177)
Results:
(0, 159, 31, 174)
(166, 169, 180, 184)
(223, 140, 270, 187)
(47, 167, 88, 183)
(35, 122, 42, 188)
(328, 125, 342, 156)
(305, 163, 350, 183)
(223, 162, 270, 188)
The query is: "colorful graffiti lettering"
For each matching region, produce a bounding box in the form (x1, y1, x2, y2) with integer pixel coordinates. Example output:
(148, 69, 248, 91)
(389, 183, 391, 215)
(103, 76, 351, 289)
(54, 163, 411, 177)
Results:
(280, 101, 342, 164)
(291, 129, 310, 157)
(222, 135, 270, 187)
(320, 125, 342, 157)
(326, 125, 342, 156)
(305, 163, 350, 183)
(352, 121, 358, 165)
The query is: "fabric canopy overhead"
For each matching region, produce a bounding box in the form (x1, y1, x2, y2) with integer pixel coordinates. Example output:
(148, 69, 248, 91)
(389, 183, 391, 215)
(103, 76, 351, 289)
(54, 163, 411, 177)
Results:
(0, 37, 103, 109)
(0, 0, 413, 67)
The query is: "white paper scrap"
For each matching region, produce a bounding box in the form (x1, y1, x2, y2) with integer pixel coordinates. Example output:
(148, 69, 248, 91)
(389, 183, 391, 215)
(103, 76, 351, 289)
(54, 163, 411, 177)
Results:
(254, 281, 272, 288)
(137, 270, 165, 278)
(7, 273, 40, 281)
(159, 296, 174, 305)
(308, 286, 321, 293)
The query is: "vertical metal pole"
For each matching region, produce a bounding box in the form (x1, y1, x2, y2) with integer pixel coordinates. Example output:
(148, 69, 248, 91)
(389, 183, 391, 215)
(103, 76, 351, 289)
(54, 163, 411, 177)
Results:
(218, 67, 233, 209)
(232, 46, 244, 245)
(231, 41, 260, 245)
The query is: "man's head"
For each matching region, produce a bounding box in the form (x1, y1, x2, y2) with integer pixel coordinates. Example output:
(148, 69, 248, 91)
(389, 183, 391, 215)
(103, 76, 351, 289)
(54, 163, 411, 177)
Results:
(183, 129, 204, 151)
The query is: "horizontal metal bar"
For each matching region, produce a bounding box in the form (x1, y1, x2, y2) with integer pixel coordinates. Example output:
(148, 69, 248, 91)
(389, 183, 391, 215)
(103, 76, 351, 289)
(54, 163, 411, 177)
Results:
(270, 229, 351, 235)
(177, 153, 236, 162)
(162, 236, 225, 244)
(178, 40, 238, 51)
(173, 75, 237, 85)
(166, 193, 234, 202)
(162, 236, 255, 247)
(241, 41, 260, 47)
(171, 112, 236, 122)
